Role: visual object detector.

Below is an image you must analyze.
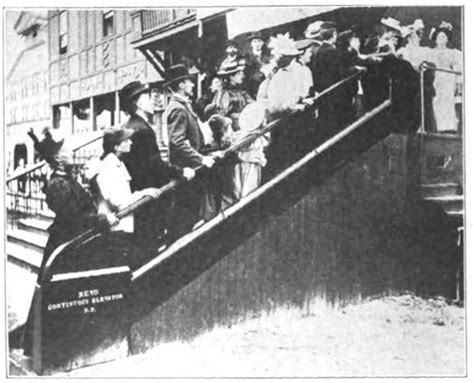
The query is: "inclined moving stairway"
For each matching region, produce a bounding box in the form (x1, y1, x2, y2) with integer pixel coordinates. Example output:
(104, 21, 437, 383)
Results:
(6, 60, 464, 375)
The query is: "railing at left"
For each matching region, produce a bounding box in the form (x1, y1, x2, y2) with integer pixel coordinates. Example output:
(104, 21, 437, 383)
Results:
(6, 132, 104, 230)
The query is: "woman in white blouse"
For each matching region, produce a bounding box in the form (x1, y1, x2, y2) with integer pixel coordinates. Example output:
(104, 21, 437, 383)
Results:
(96, 126, 161, 233)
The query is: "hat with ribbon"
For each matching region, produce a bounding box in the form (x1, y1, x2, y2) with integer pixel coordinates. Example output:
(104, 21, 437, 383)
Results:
(381, 17, 402, 34)
(401, 19, 425, 38)
(305, 21, 325, 39)
(295, 38, 319, 51)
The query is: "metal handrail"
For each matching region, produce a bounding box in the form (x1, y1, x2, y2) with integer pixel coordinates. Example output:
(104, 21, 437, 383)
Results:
(6, 131, 104, 184)
(421, 62, 462, 76)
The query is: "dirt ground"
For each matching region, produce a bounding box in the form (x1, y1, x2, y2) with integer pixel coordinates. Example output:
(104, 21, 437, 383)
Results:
(54, 293, 465, 378)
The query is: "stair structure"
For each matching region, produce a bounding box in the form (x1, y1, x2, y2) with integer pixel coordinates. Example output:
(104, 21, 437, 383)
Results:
(419, 133, 464, 224)
(6, 210, 52, 337)
(422, 183, 463, 220)
(5, 57, 464, 376)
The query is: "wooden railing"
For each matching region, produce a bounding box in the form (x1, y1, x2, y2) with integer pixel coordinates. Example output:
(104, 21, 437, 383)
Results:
(6, 132, 104, 227)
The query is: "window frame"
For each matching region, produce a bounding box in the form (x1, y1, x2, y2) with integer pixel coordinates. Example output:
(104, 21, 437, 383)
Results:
(102, 10, 115, 38)
(59, 11, 68, 55)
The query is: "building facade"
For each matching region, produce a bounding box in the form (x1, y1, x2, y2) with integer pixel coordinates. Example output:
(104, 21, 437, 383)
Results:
(5, 11, 51, 175)
(47, 10, 162, 141)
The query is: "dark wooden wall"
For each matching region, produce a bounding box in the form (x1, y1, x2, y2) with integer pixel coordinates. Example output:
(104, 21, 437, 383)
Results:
(129, 131, 459, 353)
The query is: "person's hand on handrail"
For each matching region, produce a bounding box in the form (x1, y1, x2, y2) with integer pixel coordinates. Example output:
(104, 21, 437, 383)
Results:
(139, 187, 162, 199)
(354, 65, 368, 73)
(201, 156, 216, 168)
(294, 103, 307, 112)
(210, 150, 226, 160)
(182, 167, 196, 181)
(104, 212, 119, 228)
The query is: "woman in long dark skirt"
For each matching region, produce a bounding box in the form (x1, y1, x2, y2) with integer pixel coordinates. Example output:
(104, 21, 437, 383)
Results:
(21, 149, 107, 357)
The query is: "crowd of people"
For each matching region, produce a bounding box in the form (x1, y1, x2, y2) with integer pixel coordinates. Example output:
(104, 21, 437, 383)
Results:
(17, 15, 463, 357)
(27, 17, 464, 265)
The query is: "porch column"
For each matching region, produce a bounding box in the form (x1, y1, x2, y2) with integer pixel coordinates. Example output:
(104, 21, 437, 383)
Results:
(90, 96, 96, 131)
(70, 102, 75, 135)
(114, 90, 121, 125)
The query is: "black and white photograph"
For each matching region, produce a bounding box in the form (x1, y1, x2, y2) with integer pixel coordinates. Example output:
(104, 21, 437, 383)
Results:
(2, 2, 468, 378)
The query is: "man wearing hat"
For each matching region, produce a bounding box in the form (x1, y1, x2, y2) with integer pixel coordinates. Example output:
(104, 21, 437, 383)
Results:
(120, 80, 195, 244)
(310, 21, 357, 137)
(165, 64, 221, 242)
(219, 39, 240, 72)
(244, 31, 271, 98)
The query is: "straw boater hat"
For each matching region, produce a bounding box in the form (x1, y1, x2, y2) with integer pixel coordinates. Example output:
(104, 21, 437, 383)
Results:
(305, 20, 337, 40)
(295, 38, 319, 51)
(305, 20, 324, 39)
(381, 17, 402, 35)
(401, 19, 425, 38)
(163, 64, 196, 87)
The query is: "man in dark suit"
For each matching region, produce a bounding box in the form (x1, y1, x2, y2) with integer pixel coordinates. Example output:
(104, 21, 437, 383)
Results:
(310, 22, 359, 139)
(119, 81, 195, 245)
(165, 64, 221, 242)
(244, 31, 270, 99)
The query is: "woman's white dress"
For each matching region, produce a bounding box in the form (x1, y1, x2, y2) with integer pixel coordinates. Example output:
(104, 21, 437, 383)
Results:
(429, 47, 462, 132)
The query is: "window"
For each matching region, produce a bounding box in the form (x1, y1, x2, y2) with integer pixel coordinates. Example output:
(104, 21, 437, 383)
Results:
(103, 10, 114, 37)
(59, 11, 68, 54)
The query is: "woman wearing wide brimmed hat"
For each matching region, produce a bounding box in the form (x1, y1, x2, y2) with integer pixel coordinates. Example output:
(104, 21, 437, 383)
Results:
(377, 17, 403, 54)
(428, 21, 462, 132)
(397, 19, 432, 70)
(259, 33, 311, 119)
(214, 60, 254, 131)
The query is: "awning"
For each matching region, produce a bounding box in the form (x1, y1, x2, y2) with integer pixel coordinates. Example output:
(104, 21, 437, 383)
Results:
(196, 8, 231, 21)
(226, 6, 339, 39)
